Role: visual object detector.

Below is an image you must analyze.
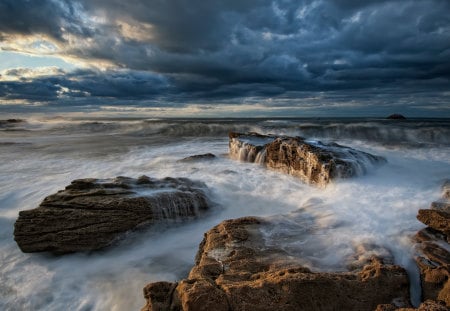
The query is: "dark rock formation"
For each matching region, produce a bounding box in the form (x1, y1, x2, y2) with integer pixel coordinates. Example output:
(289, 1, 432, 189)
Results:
(178, 153, 216, 162)
(0, 119, 25, 128)
(229, 132, 386, 187)
(14, 176, 211, 253)
(414, 181, 450, 307)
(386, 114, 407, 120)
(376, 299, 448, 311)
(142, 217, 410, 311)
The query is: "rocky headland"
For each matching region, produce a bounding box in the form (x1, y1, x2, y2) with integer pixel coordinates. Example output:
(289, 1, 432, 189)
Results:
(229, 132, 386, 186)
(14, 176, 211, 253)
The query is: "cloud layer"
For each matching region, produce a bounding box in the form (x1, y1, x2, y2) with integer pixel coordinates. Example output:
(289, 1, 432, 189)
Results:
(0, 0, 449, 116)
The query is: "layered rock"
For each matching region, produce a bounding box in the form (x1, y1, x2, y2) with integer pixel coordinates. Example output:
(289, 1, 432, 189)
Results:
(414, 181, 450, 307)
(142, 217, 410, 311)
(229, 132, 386, 186)
(14, 176, 210, 253)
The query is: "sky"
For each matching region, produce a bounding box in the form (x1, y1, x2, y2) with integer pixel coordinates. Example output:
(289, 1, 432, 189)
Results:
(0, 0, 449, 117)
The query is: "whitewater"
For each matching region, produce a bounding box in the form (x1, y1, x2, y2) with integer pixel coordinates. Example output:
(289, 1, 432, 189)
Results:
(1, 117, 449, 310)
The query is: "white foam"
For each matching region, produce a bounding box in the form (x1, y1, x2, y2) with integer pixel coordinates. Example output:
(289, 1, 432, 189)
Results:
(0, 118, 449, 309)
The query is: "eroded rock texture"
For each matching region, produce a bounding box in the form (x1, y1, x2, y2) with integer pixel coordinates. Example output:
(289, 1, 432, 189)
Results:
(229, 132, 386, 187)
(414, 180, 450, 307)
(142, 217, 410, 311)
(14, 176, 210, 253)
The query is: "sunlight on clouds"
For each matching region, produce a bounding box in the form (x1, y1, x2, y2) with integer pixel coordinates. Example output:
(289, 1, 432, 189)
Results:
(0, 67, 65, 81)
(116, 20, 154, 42)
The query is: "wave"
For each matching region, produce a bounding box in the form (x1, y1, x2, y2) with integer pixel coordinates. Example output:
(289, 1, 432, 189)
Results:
(5, 117, 449, 147)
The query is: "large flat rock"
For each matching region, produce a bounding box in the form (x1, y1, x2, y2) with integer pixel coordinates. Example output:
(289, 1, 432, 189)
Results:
(14, 176, 211, 253)
(229, 132, 386, 187)
(142, 217, 410, 311)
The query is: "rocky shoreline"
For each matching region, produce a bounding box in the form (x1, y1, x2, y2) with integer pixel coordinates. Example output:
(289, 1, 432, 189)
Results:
(12, 132, 450, 309)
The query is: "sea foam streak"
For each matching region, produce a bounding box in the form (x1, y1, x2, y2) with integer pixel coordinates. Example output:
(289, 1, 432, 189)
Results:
(0, 118, 449, 310)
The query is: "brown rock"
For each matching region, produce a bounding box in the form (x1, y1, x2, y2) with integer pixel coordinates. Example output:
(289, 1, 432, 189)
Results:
(14, 176, 211, 253)
(414, 180, 450, 308)
(229, 132, 386, 187)
(143, 217, 410, 311)
(417, 209, 450, 241)
(376, 300, 448, 311)
(142, 282, 177, 311)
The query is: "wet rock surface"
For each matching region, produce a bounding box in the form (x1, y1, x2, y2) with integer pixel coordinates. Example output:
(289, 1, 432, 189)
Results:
(14, 176, 211, 253)
(142, 217, 410, 311)
(178, 153, 217, 162)
(229, 132, 386, 186)
(414, 181, 450, 307)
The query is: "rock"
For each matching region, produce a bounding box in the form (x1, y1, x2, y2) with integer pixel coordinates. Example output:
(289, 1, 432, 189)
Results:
(417, 209, 450, 242)
(414, 181, 450, 307)
(229, 132, 386, 187)
(0, 119, 25, 128)
(178, 153, 216, 162)
(386, 114, 407, 120)
(376, 300, 448, 311)
(143, 217, 411, 311)
(414, 229, 450, 307)
(14, 176, 211, 253)
(6, 119, 24, 123)
(142, 282, 178, 311)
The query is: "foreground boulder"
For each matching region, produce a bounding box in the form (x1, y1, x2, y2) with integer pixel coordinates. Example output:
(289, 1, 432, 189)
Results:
(14, 176, 210, 253)
(414, 180, 450, 307)
(143, 217, 410, 311)
(229, 132, 386, 186)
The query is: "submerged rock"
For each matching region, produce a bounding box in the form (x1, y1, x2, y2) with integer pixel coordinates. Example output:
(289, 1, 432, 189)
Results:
(414, 181, 450, 307)
(178, 153, 216, 162)
(229, 132, 386, 187)
(14, 176, 211, 253)
(142, 217, 410, 311)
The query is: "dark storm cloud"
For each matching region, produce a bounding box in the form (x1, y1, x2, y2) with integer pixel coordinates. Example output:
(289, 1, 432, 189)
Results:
(0, 0, 449, 115)
(0, 69, 170, 103)
(0, 0, 92, 40)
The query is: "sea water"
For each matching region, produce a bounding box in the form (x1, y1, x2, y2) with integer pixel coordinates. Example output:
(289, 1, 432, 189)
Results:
(0, 117, 449, 310)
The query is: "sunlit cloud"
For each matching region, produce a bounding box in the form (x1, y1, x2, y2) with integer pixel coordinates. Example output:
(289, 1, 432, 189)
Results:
(0, 0, 448, 117)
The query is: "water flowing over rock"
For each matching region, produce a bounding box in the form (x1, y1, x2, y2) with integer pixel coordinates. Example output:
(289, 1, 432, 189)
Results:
(229, 132, 386, 186)
(142, 217, 410, 311)
(414, 180, 450, 307)
(14, 176, 211, 253)
(178, 153, 217, 162)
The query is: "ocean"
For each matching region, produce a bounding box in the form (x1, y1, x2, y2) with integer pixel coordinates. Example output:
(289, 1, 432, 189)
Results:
(1, 117, 449, 310)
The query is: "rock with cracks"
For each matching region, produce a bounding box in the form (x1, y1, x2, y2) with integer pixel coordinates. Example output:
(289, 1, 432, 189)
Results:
(229, 132, 386, 187)
(14, 176, 210, 253)
(414, 180, 450, 307)
(142, 217, 410, 311)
